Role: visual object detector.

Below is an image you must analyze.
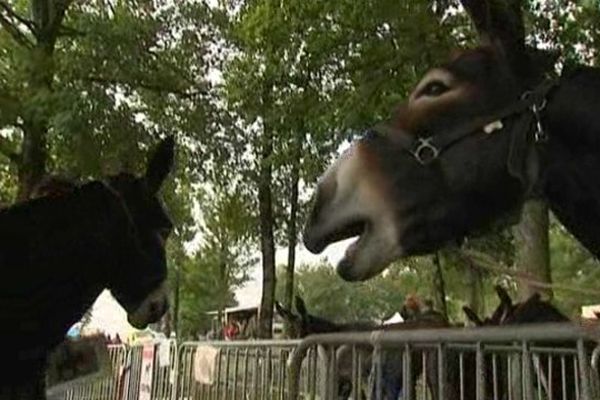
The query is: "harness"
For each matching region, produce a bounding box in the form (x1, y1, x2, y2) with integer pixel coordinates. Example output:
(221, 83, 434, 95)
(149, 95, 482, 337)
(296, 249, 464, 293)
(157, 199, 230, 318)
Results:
(368, 79, 558, 196)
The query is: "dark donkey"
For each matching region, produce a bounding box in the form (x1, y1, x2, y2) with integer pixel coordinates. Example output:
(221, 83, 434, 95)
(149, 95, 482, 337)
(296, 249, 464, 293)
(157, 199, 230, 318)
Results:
(462, 287, 577, 400)
(0, 137, 175, 399)
(302, 16, 600, 283)
(276, 296, 449, 400)
(275, 296, 377, 399)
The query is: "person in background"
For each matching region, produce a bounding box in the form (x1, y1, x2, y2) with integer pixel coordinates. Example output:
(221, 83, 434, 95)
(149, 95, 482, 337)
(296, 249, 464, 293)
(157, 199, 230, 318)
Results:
(223, 321, 239, 340)
(400, 293, 422, 321)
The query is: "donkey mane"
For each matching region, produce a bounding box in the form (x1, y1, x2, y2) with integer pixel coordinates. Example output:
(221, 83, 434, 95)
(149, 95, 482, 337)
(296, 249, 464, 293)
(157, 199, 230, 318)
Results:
(543, 67, 600, 258)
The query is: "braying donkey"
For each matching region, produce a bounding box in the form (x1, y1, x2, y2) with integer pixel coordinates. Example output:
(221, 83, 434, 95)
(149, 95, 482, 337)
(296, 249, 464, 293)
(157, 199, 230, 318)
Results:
(303, 38, 600, 283)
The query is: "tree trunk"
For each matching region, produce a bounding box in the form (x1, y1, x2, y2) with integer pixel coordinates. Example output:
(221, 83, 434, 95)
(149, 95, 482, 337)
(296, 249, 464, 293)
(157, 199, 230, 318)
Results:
(218, 239, 228, 334)
(431, 253, 448, 319)
(160, 311, 172, 336)
(283, 134, 302, 336)
(172, 263, 181, 336)
(466, 259, 485, 317)
(17, 46, 53, 200)
(16, 1, 71, 200)
(514, 199, 552, 301)
(17, 122, 47, 200)
(257, 122, 276, 339)
(459, 0, 554, 301)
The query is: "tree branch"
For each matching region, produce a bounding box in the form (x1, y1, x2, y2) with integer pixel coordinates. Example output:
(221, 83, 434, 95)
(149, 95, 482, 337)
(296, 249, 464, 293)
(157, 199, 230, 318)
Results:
(0, 12, 33, 48)
(0, 1, 36, 34)
(0, 135, 20, 164)
(146, 48, 201, 89)
(32, 0, 76, 48)
(57, 24, 86, 38)
(47, 0, 74, 37)
(82, 75, 208, 98)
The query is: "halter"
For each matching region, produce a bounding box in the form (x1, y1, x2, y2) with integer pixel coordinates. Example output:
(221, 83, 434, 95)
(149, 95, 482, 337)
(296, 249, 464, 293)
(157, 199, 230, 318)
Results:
(367, 79, 558, 196)
(369, 79, 557, 166)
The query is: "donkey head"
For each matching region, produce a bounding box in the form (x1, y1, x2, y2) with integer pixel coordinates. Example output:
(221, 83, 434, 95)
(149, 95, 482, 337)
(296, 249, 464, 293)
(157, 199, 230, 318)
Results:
(107, 137, 175, 329)
(463, 285, 515, 326)
(275, 296, 341, 338)
(274, 301, 303, 338)
(303, 45, 541, 281)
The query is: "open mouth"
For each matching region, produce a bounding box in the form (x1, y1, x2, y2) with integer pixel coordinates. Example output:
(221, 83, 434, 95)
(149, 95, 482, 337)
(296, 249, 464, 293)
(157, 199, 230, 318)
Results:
(127, 315, 149, 330)
(304, 219, 368, 254)
(341, 223, 370, 261)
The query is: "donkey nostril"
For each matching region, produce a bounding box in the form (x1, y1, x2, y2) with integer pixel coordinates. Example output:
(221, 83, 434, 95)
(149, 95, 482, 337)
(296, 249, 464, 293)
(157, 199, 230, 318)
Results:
(159, 300, 169, 317)
(150, 301, 162, 318)
(149, 300, 168, 320)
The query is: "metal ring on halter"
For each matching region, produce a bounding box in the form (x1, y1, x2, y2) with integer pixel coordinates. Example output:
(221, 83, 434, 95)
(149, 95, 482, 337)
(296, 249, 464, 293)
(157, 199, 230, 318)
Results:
(521, 90, 533, 100)
(412, 137, 440, 165)
(536, 98, 548, 112)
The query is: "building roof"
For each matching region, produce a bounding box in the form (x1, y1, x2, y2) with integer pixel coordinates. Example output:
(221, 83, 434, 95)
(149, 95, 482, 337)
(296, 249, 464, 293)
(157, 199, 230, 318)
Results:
(206, 305, 259, 316)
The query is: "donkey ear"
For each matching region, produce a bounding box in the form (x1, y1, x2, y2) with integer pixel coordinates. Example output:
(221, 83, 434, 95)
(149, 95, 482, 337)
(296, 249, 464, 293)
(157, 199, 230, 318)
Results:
(495, 285, 512, 306)
(462, 306, 484, 326)
(294, 296, 307, 318)
(146, 136, 175, 193)
(274, 302, 290, 319)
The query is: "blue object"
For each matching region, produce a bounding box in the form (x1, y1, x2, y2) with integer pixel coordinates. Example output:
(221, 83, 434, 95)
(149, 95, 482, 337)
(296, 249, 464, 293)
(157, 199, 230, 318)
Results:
(66, 324, 80, 338)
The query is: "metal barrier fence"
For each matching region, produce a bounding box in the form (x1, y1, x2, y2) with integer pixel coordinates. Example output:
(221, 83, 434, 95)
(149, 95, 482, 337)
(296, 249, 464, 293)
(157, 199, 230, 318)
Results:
(176, 340, 301, 400)
(288, 322, 600, 400)
(63, 344, 128, 400)
(58, 339, 322, 400)
(58, 323, 600, 400)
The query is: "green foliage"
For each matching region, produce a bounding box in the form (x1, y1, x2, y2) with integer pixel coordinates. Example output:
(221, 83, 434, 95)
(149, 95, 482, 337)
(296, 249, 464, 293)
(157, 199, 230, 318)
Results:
(175, 249, 237, 339)
(276, 261, 406, 323)
(275, 256, 485, 324)
(0, 1, 247, 337)
(549, 216, 600, 316)
(1, 0, 599, 336)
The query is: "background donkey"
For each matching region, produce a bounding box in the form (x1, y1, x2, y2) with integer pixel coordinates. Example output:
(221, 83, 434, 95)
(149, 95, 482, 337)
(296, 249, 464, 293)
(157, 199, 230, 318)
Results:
(276, 296, 449, 400)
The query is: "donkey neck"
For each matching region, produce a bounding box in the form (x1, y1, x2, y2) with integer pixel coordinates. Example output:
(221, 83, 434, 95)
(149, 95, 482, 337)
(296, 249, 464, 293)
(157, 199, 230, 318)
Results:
(541, 66, 600, 258)
(0, 182, 122, 355)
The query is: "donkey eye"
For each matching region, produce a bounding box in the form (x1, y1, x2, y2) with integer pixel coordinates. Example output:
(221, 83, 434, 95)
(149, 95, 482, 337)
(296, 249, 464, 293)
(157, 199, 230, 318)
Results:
(420, 81, 449, 97)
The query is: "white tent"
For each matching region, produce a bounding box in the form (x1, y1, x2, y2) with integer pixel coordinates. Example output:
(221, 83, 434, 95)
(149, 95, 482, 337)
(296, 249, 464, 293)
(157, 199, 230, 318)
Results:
(383, 312, 404, 325)
(582, 304, 600, 319)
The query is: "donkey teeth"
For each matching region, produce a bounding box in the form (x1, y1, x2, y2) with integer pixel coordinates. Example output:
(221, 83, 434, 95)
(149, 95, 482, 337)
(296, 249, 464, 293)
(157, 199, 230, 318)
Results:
(483, 120, 504, 134)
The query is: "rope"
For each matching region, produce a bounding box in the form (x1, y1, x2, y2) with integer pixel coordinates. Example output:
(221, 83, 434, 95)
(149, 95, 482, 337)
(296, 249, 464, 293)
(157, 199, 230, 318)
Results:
(461, 249, 600, 299)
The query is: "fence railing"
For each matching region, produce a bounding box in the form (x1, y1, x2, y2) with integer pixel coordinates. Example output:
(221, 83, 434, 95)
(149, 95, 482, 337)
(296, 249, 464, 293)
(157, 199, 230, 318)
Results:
(57, 322, 600, 400)
(287, 322, 600, 400)
(62, 344, 128, 400)
(176, 340, 304, 400)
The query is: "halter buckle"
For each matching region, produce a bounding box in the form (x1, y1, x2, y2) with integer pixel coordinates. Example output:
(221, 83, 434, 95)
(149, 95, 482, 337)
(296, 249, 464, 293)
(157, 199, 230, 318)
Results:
(412, 137, 440, 165)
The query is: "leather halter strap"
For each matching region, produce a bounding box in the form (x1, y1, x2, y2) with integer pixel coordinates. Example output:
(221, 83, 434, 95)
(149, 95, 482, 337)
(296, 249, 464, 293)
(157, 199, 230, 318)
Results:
(369, 79, 558, 166)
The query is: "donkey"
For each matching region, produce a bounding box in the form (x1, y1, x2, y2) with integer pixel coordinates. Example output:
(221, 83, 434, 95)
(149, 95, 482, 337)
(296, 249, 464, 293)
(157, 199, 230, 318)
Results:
(275, 297, 377, 399)
(462, 287, 578, 400)
(0, 137, 175, 399)
(276, 296, 449, 400)
(462, 285, 515, 327)
(302, 42, 600, 283)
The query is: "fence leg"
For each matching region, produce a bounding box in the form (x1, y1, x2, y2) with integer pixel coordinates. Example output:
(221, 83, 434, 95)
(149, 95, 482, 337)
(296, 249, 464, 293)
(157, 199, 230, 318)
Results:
(476, 342, 486, 400)
(578, 339, 593, 400)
